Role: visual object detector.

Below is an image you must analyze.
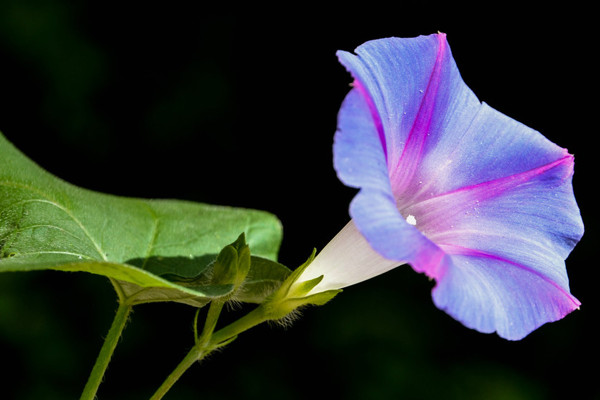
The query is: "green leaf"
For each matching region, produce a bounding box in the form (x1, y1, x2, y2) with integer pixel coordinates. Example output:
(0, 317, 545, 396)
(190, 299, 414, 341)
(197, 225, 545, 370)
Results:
(0, 132, 283, 306)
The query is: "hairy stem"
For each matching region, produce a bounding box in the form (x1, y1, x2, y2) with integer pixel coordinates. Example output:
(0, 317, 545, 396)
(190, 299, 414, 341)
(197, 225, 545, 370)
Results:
(80, 301, 132, 400)
(209, 304, 269, 345)
(150, 304, 271, 400)
(149, 344, 205, 400)
(196, 300, 225, 345)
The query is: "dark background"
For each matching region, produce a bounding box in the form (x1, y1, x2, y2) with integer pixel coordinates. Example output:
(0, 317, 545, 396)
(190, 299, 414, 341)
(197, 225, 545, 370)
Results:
(0, 3, 596, 400)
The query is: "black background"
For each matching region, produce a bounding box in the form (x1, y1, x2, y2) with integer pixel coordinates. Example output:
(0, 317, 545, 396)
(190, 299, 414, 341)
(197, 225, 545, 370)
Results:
(0, 3, 596, 400)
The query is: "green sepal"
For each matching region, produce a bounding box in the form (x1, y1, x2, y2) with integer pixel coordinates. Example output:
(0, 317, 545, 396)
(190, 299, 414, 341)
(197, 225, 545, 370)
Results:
(281, 289, 341, 310)
(288, 275, 324, 298)
(206, 233, 254, 301)
(259, 249, 341, 321)
(235, 236, 251, 287)
(271, 248, 316, 301)
(212, 246, 238, 285)
(211, 233, 251, 288)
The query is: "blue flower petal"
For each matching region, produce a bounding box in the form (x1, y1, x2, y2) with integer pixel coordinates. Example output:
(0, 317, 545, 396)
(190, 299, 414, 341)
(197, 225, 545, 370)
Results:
(432, 250, 580, 340)
(414, 156, 582, 339)
(334, 33, 583, 339)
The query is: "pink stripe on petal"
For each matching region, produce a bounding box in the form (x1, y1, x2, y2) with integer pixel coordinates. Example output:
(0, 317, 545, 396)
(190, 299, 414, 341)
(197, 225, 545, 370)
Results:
(405, 154, 574, 235)
(390, 33, 448, 193)
(431, 154, 573, 203)
(432, 246, 581, 339)
(352, 79, 388, 160)
(438, 243, 581, 308)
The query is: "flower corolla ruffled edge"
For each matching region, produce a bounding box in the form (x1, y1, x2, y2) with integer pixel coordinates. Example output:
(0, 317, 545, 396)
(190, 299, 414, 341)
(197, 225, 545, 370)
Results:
(295, 33, 583, 340)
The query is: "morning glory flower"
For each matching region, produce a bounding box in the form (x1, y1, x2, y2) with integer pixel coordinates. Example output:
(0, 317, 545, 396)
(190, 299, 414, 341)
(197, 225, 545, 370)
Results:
(297, 33, 583, 340)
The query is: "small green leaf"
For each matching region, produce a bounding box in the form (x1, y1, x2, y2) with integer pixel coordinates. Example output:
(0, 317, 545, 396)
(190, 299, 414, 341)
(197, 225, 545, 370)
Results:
(270, 248, 316, 301)
(0, 132, 282, 306)
(286, 290, 342, 308)
(289, 275, 324, 298)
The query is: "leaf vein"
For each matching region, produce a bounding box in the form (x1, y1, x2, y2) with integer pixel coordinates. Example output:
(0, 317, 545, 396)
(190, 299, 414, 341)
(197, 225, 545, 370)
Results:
(141, 205, 160, 270)
(11, 223, 86, 242)
(13, 250, 94, 259)
(1, 196, 108, 261)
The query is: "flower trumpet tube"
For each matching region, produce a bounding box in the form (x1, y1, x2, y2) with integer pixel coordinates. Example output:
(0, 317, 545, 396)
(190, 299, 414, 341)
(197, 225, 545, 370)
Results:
(296, 220, 402, 292)
(297, 33, 583, 340)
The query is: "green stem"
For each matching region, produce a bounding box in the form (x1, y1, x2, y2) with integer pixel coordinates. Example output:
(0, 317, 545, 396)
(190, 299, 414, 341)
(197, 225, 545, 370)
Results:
(149, 304, 271, 400)
(80, 302, 132, 400)
(196, 300, 225, 345)
(149, 344, 204, 400)
(209, 304, 269, 345)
